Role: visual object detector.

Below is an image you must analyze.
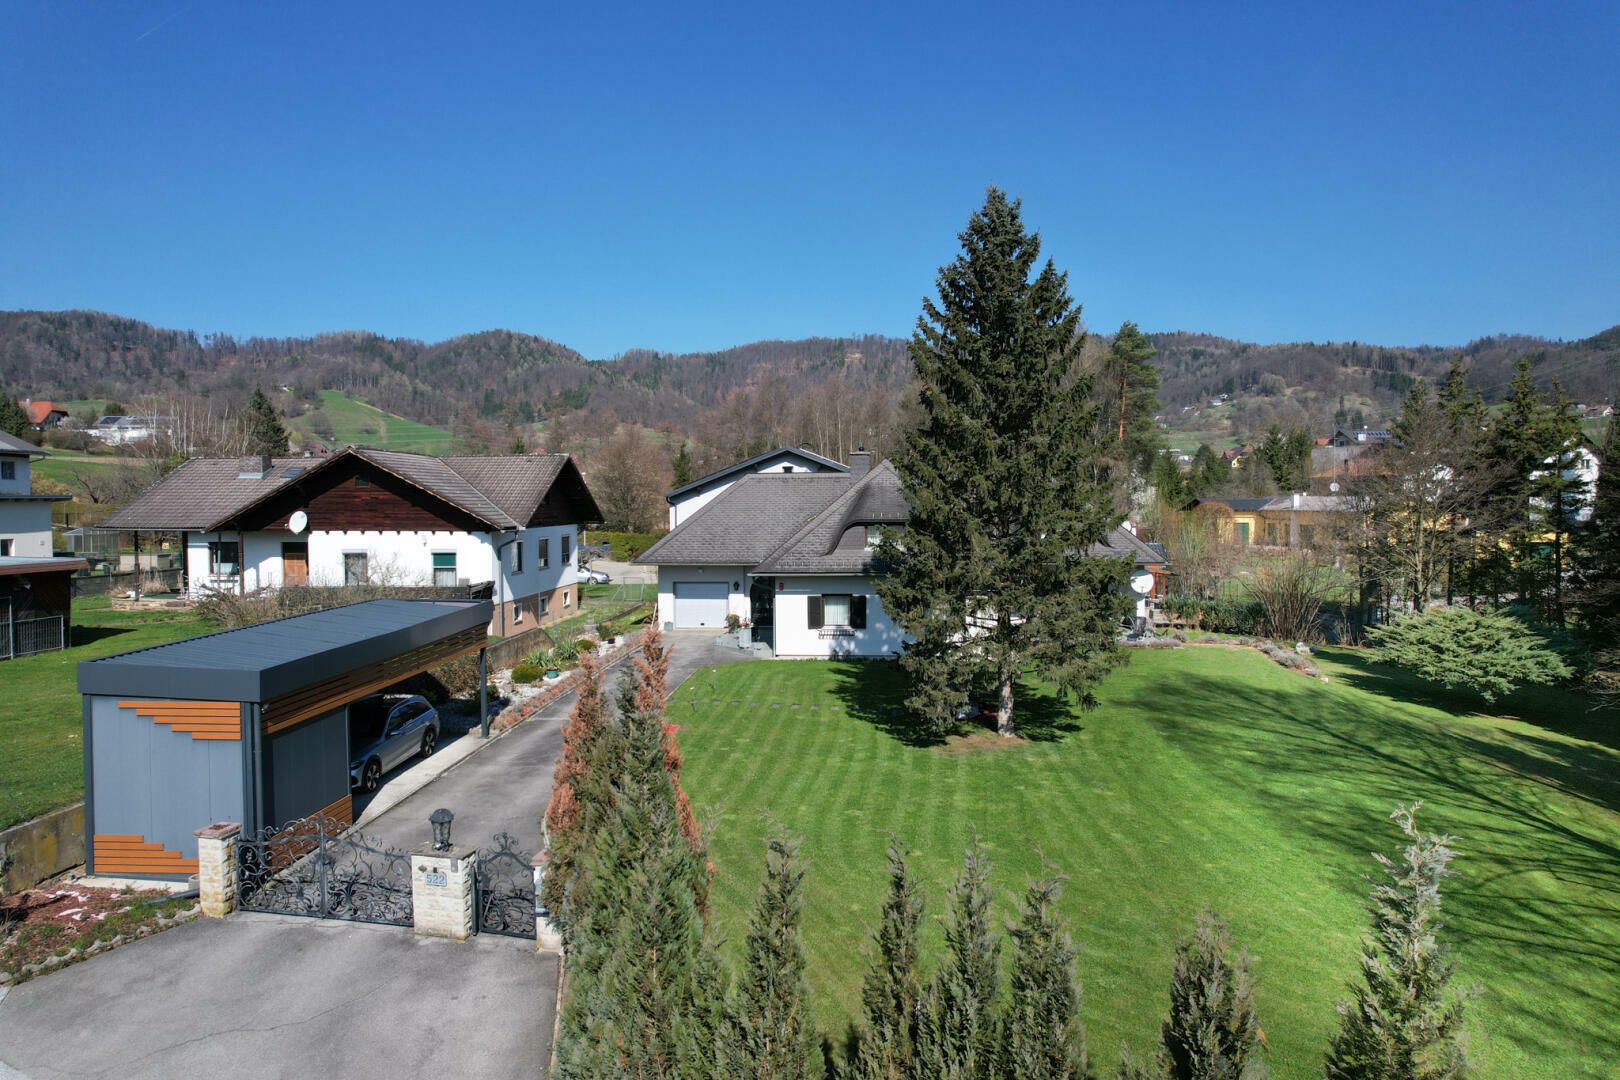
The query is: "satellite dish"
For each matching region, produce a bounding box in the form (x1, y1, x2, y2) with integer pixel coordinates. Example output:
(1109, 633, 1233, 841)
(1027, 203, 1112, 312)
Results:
(1329, 482, 1340, 493)
(1130, 569, 1155, 596)
(288, 510, 309, 535)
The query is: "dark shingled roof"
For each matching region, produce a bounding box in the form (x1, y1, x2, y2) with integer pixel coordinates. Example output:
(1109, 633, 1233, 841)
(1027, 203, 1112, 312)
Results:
(102, 448, 588, 532)
(78, 598, 491, 701)
(666, 445, 846, 501)
(639, 472, 853, 566)
(645, 458, 1164, 574)
(0, 431, 48, 457)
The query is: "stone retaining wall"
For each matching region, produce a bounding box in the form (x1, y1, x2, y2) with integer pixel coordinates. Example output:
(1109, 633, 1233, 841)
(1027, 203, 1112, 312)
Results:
(1, 803, 85, 894)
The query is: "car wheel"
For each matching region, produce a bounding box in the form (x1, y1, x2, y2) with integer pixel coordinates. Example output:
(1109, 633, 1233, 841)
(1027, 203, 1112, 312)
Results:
(420, 728, 437, 758)
(361, 759, 382, 793)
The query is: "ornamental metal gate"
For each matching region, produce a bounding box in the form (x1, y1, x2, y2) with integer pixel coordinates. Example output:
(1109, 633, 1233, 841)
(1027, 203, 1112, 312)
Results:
(237, 816, 414, 927)
(475, 832, 537, 938)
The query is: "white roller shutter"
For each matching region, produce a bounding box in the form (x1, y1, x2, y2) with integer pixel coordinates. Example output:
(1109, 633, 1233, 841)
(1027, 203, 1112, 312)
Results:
(673, 582, 728, 628)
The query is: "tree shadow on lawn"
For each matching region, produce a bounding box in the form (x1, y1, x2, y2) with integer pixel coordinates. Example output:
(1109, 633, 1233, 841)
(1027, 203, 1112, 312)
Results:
(825, 660, 1081, 748)
(66, 624, 139, 648)
(1108, 669, 1620, 1066)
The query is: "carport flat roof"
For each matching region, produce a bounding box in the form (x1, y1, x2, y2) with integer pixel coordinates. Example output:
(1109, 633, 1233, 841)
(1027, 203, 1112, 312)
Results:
(78, 599, 492, 703)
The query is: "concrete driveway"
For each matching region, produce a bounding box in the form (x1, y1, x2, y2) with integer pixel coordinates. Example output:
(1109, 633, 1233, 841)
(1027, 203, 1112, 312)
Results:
(360, 630, 752, 855)
(0, 914, 555, 1080)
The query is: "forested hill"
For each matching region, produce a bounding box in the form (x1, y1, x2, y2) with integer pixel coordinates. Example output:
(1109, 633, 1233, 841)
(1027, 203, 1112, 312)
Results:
(0, 308, 1613, 442)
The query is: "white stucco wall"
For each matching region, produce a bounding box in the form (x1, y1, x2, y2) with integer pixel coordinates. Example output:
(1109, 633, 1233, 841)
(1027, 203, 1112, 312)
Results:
(771, 575, 907, 658)
(656, 565, 750, 628)
(0, 502, 53, 556)
(183, 524, 581, 600)
(668, 453, 841, 528)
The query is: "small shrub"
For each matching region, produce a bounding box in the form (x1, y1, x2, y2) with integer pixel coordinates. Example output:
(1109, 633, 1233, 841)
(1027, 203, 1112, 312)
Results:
(725, 613, 743, 633)
(1245, 554, 1331, 642)
(511, 662, 542, 684)
(1369, 605, 1571, 703)
(573, 638, 598, 655)
(431, 654, 483, 698)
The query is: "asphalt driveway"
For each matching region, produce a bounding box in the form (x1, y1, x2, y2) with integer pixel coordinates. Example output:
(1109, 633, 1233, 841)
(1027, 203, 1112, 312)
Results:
(360, 630, 753, 855)
(0, 914, 554, 1080)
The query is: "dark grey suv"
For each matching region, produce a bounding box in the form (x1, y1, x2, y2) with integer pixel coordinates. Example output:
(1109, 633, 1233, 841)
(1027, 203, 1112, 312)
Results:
(349, 693, 440, 794)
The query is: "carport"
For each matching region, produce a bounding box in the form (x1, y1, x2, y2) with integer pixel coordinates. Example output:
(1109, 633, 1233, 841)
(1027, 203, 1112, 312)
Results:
(77, 598, 492, 879)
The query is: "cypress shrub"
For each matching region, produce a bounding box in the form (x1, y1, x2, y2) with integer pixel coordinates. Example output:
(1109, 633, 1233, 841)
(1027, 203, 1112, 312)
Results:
(916, 843, 1002, 1080)
(721, 834, 815, 1079)
(850, 841, 926, 1080)
(1002, 875, 1091, 1080)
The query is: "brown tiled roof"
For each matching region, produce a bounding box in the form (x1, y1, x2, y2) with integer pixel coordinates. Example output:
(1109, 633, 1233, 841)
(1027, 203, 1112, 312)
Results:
(753, 462, 907, 575)
(20, 400, 66, 425)
(102, 448, 585, 532)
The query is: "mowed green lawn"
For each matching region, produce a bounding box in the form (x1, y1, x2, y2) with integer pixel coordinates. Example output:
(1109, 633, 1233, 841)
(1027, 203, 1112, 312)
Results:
(308, 390, 459, 453)
(0, 597, 209, 828)
(669, 647, 1620, 1079)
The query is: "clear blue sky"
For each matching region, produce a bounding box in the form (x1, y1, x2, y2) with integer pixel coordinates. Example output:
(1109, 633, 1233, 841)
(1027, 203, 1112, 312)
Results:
(2, 1, 1616, 357)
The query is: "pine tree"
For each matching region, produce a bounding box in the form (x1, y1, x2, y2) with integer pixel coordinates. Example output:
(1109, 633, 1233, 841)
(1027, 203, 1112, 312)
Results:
(1325, 804, 1470, 1080)
(1149, 451, 1187, 508)
(1001, 875, 1090, 1080)
(1132, 909, 1265, 1080)
(541, 651, 614, 932)
(1099, 320, 1162, 475)
(878, 187, 1127, 738)
(916, 843, 1002, 1080)
(1528, 380, 1583, 624)
(722, 834, 814, 1079)
(1571, 418, 1619, 706)
(0, 389, 30, 438)
(1489, 358, 1553, 607)
(553, 642, 711, 1079)
(1190, 445, 1224, 498)
(243, 386, 290, 456)
(1254, 426, 1310, 493)
(672, 441, 696, 487)
(851, 841, 926, 1080)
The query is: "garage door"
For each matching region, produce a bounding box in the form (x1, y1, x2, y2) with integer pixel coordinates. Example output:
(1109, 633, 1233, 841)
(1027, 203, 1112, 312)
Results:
(673, 581, 728, 628)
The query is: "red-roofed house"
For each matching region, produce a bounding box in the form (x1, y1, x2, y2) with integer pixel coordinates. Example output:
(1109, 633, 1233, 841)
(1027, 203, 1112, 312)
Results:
(19, 399, 69, 430)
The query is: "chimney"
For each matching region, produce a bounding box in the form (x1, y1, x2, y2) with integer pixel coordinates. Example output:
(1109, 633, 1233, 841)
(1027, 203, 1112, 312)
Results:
(260, 450, 273, 475)
(848, 447, 871, 480)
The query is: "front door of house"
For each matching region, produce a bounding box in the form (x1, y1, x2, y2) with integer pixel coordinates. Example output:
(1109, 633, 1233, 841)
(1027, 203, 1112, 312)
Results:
(282, 542, 309, 586)
(749, 577, 775, 648)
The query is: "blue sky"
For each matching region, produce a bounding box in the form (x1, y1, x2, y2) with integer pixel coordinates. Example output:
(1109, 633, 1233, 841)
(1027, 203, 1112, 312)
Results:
(2, 2, 1616, 357)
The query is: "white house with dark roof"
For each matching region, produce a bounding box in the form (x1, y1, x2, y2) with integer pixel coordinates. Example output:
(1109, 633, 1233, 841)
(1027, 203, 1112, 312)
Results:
(666, 445, 847, 528)
(0, 430, 69, 558)
(640, 450, 1167, 658)
(103, 447, 601, 635)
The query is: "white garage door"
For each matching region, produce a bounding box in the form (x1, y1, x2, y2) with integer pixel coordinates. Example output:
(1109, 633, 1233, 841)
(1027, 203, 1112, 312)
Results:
(673, 581, 728, 628)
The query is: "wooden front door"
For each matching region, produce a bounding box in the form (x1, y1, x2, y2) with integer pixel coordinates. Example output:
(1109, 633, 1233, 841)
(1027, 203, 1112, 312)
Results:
(282, 542, 309, 586)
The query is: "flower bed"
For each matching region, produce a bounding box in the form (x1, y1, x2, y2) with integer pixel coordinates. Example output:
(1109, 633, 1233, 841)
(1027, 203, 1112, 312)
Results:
(1, 883, 200, 984)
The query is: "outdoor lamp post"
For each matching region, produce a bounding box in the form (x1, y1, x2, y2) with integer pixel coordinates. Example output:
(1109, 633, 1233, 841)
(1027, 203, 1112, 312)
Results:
(430, 808, 454, 851)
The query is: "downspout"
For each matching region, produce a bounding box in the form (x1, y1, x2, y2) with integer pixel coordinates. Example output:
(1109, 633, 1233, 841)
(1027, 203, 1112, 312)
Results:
(493, 530, 520, 638)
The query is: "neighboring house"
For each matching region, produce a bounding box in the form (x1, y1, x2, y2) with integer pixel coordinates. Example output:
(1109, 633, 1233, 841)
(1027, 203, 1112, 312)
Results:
(0, 430, 69, 558)
(18, 399, 68, 430)
(1, 554, 88, 659)
(666, 445, 847, 528)
(640, 450, 1167, 658)
(1581, 403, 1614, 420)
(88, 415, 171, 445)
(102, 447, 602, 635)
(1187, 493, 1354, 548)
(1531, 442, 1602, 525)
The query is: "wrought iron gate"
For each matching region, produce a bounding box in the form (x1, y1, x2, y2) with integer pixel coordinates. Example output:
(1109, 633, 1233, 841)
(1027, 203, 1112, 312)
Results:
(475, 832, 536, 938)
(238, 816, 414, 926)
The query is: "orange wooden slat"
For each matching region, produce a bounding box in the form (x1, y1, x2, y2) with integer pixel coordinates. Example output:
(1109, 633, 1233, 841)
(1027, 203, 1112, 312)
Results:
(92, 834, 146, 842)
(188, 732, 242, 741)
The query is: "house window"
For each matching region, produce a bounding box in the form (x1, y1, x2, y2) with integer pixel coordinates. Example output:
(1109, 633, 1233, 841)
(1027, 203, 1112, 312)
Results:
(1235, 521, 1251, 545)
(343, 552, 368, 586)
(514, 599, 526, 624)
(0, 539, 11, 557)
(561, 533, 572, 564)
(512, 540, 525, 574)
(538, 537, 550, 569)
(808, 594, 867, 630)
(539, 595, 550, 616)
(562, 589, 570, 608)
(0, 461, 13, 480)
(432, 552, 457, 588)
(355, 476, 371, 487)
(208, 541, 240, 576)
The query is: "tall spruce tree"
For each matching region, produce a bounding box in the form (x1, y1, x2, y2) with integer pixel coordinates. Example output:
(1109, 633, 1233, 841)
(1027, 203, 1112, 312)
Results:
(879, 188, 1128, 738)
(1001, 875, 1091, 1080)
(1489, 358, 1554, 607)
(1122, 909, 1264, 1080)
(672, 441, 696, 488)
(722, 834, 815, 1079)
(1324, 804, 1469, 1080)
(1571, 418, 1619, 706)
(916, 843, 1002, 1080)
(851, 841, 926, 1080)
(1528, 380, 1583, 624)
(243, 386, 290, 456)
